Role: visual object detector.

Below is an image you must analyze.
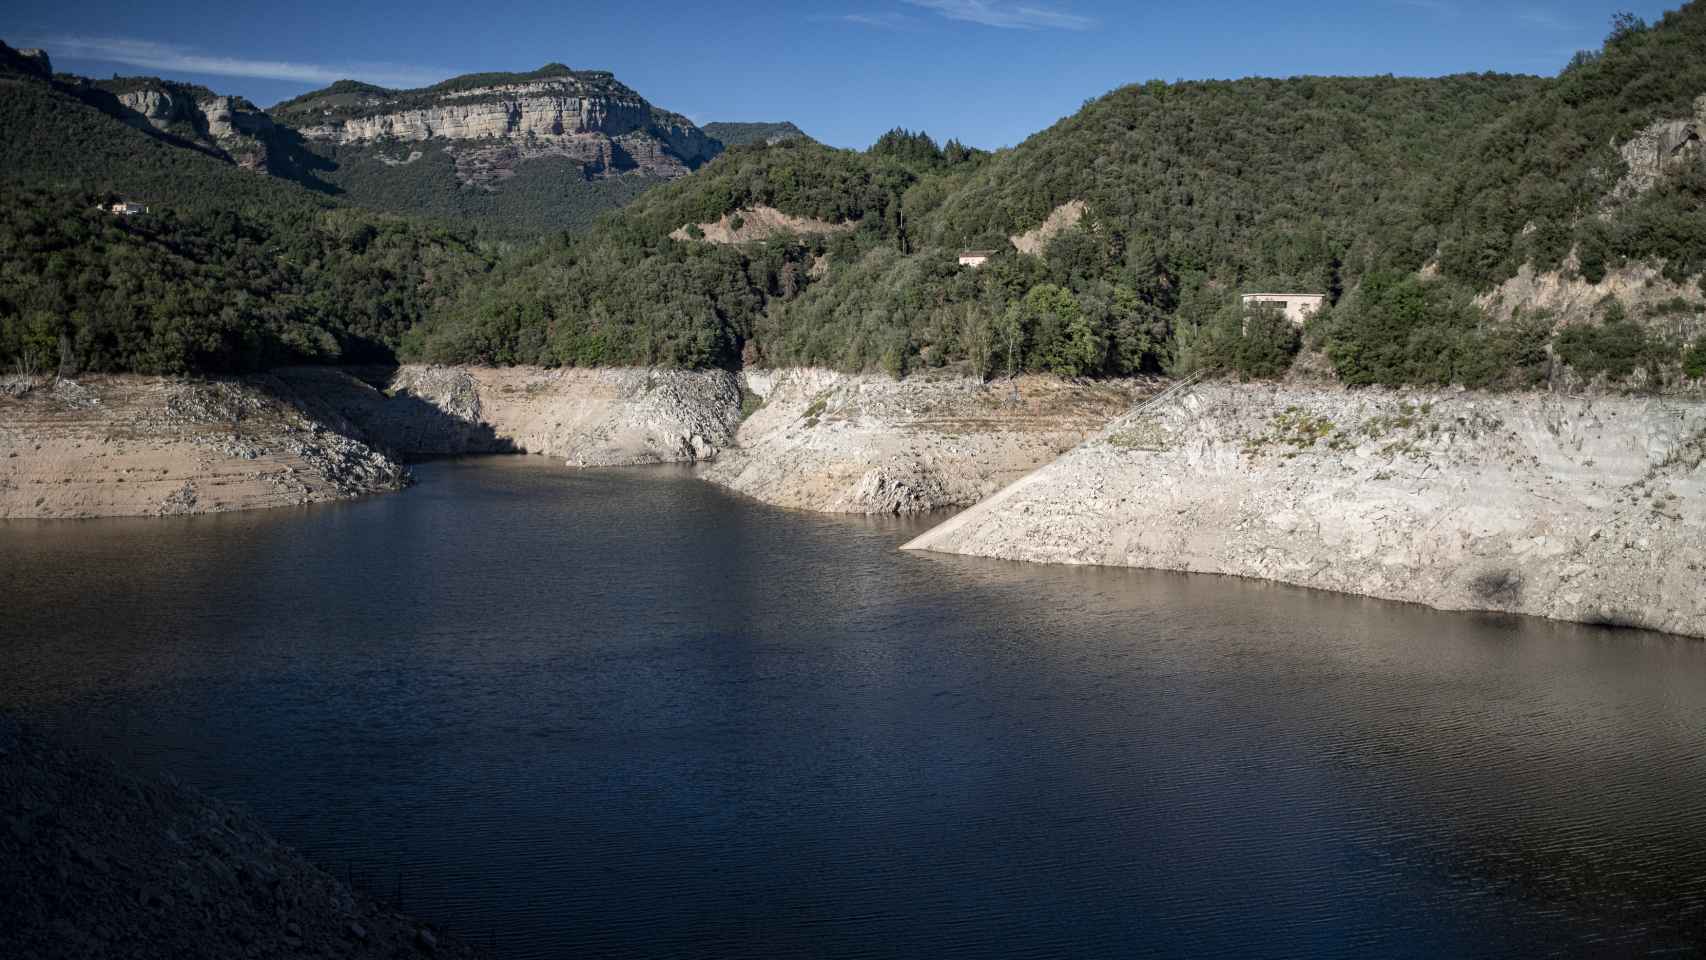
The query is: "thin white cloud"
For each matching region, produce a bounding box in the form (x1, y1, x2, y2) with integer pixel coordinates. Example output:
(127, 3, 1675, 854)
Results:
(25, 35, 449, 88)
(902, 0, 1095, 31)
(838, 11, 918, 29)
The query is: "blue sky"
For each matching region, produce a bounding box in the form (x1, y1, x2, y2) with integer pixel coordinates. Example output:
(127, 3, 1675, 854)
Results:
(1, 1, 1680, 149)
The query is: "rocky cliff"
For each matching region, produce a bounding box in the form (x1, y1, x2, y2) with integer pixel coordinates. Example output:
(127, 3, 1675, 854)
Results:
(905, 384, 1706, 639)
(98, 79, 282, 171)
(272, 66, 720, 186)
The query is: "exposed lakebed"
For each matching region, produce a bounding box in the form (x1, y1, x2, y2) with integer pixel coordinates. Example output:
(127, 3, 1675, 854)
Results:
(2, 458, 1704, 957)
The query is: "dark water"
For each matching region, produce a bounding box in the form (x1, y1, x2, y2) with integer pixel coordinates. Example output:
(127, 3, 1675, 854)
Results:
(3, 458, 1705, 958)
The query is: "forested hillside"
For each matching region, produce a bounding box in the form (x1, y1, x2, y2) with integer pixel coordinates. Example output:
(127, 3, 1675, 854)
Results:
(701, 122, 814, 147)
(6, 5, 1706, 387)
(407, 4, 1706, 388)
(0, 51, 495, 374)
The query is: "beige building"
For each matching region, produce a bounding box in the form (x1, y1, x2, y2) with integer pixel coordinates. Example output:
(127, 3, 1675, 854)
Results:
(1241, 293, 1325, 325)
(108, 200, 149, 217)
(958, 250, 997, 268)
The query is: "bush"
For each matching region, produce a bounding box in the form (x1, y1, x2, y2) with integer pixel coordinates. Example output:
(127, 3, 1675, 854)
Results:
(1184, 303, 1301, 380)
(1554, 319, 1655, 382)
(1681, 340, 1706, 380)
(1322, 272, 1487, 386)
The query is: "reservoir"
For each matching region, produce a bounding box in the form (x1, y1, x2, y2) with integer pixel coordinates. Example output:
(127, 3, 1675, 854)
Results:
(3, 458, 1704, 957)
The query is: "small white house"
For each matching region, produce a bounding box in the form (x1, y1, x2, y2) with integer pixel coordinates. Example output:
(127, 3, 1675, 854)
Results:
(1241, 293, 1325, 325)
(958, 250, 997, 268)
(108, 200, 149, 217)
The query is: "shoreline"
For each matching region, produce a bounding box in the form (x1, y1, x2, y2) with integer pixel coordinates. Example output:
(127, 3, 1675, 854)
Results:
(8, 367, 1704, 639)
(904, 382, 1706, 641)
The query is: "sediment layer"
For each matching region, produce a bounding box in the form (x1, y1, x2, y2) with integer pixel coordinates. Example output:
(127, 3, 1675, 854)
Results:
(905, 384, 1706, 639)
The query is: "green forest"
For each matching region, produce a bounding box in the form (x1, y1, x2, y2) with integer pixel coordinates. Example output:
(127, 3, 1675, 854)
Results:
(4, 4, 1706, 387)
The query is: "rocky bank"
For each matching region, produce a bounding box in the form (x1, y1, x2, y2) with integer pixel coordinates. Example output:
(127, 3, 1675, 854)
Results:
(0, 376, 405, 520)
(905, 383, 1706, 639)
(0, 366, 751, 519)
(0, 713, 483, 960)
(703, 369, 1152, 513)
(278, 364, 744, 465)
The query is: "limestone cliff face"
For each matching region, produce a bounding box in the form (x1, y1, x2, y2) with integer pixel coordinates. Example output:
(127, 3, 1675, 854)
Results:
(109, 83, 279, 171)
(274, 67, 719, 185)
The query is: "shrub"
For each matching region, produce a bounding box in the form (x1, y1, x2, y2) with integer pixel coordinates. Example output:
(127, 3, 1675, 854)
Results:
(1554, 319, 1655, 382)
(1683, 340, 1706, 380)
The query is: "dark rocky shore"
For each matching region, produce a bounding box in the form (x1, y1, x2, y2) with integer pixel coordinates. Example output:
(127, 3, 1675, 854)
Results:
(0, 714, 484, 959)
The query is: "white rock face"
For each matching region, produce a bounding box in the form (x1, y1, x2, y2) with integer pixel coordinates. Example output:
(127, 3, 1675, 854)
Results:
(297, 94, 650, 144)
(113, 88, 276, 169)
(1010, 200, 1087, 256)
(289, 80, 718, 182)
(277, 366, 743, 466)
(1607, 94, 1706, 207)
(905, 384, 1706, 638)
(670, 206, 857, 245)
(702, 370, 1152, 514)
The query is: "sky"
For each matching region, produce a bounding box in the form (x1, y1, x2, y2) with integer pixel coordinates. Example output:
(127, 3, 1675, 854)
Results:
(1, 0, 1682, 150)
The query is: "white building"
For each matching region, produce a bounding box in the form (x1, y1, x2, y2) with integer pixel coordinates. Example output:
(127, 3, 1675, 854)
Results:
(1241, 293, 1325, 325)
(958, 250, 997, 268)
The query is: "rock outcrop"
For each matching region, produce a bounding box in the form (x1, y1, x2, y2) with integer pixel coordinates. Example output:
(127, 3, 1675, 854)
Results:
(905, 383, 1706, 639)
(703, 370, 1151, 514)
(0, 376, 406, 519)
(1010, 200, 1087, 256)
(0, 41, 51, 79)
(0, 713, 483, 960)
(1477, 259, 1706, 349)
(96, 80, 283, 171)
(1607, 94, 1706, 208)
(273, 67, 719, 186)
(670, 206, 857, 245)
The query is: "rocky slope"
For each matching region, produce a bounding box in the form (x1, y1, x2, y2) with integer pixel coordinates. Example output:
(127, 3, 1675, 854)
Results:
(703, 370, 1152, 513)
(0, 713, 483, 960)
(0, 375, 405, 519)
(272, 66, 719, 187)
(276, 365, 744, 465)
(905, 383, 1706, 639)
(93, 78, 284, 172)
(670, 205, 857, 244)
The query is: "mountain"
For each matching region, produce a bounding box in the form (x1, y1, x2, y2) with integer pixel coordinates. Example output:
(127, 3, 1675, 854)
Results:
(0, 40, 335, 213)
(0, 44, 721, 236)
(268, 65, 722, 233)
(701, 122, 813, 148)
(0, 40, 494, 375)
